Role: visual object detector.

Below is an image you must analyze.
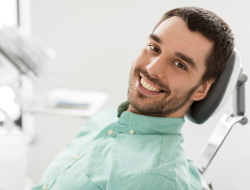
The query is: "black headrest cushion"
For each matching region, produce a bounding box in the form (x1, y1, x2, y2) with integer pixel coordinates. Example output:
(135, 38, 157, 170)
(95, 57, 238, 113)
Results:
(186, 53, 235, 124)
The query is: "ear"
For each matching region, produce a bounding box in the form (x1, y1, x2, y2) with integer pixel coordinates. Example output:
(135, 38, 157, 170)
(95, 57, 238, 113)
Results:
(190, 79, 215, 101)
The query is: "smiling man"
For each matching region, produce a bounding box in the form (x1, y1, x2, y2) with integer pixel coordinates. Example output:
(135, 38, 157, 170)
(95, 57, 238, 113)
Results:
(34, 7, 234, 190)
(128, 16, 214, 118)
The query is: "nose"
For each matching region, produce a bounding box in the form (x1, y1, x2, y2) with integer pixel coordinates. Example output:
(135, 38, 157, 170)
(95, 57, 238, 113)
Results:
(146, 56, 166, 79)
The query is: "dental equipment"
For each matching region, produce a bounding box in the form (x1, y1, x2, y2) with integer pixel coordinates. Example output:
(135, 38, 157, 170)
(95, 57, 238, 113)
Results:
(187, 49, 248, 190)
(0, 26, 55, 190)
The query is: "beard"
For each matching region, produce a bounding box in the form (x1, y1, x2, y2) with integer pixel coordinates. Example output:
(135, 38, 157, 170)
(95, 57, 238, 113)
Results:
(127, 66, 199, 117)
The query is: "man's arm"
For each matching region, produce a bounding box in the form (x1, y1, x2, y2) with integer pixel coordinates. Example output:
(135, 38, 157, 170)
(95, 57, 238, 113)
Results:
(107, 175, 176, 190)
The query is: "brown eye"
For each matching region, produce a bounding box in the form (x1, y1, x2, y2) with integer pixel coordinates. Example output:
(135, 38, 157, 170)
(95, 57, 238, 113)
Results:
(174, 61, 186, 70)
(149, 45, 160, 53)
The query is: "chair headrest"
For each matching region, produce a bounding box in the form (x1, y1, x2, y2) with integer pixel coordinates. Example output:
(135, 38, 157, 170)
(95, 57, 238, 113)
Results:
(186, 49, 242, 124)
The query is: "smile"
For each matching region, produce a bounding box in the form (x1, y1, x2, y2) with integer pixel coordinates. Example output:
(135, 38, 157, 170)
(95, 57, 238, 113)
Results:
(136, 74, 165, 96)
(141, 78, 161, 92)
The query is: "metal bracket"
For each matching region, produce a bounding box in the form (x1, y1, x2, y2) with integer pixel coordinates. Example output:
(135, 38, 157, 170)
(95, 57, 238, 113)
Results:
(196, 72, 248, 190)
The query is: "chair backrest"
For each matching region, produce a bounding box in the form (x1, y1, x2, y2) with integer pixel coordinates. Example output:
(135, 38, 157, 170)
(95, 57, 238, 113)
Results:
(186, 49, 242, 124)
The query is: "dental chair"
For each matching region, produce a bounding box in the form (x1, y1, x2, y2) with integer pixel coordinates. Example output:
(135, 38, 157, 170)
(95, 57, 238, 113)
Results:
(186, 49, 248, 190)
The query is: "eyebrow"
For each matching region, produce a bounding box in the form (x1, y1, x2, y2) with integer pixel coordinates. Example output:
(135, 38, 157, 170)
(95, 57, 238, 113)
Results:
(149, 34, 162, 44)
(175, 52, 197, 70)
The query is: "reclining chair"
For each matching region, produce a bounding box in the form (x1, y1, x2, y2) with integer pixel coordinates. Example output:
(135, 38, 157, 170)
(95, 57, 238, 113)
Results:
(186, 49, 248, 190)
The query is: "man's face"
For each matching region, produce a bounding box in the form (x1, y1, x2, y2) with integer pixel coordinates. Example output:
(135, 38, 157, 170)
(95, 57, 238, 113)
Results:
(127, 16, 214, 117)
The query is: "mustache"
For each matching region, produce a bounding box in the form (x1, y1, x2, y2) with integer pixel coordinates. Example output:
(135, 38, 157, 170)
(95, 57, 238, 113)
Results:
(134, 67, 171, 93)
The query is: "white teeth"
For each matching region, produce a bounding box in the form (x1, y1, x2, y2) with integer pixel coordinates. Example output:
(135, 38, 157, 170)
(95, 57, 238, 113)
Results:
(140, 78, 161, 92)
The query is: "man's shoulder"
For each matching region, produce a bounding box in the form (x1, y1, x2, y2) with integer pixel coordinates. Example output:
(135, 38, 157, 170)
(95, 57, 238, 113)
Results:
(73, 108, 118, 140)
(87, 108, 119, 127)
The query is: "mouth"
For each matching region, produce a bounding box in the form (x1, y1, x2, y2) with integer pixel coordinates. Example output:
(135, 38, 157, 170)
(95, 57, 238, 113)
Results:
(136, 74, 165, 96)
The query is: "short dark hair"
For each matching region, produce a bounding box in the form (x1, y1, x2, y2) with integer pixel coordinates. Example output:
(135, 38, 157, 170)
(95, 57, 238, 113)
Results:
(153, 7, 234, 83)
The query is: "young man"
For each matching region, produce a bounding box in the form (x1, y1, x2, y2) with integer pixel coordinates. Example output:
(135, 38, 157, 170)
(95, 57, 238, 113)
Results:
(33, 7, 234, 190)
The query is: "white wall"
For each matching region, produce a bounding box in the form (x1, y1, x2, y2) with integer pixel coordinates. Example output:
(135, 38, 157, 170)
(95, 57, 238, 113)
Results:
(29, 0, 250, 189)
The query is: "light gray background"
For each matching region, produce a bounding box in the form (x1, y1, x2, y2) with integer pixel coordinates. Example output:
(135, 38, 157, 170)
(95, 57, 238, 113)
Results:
(28, 0, 250, 189)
